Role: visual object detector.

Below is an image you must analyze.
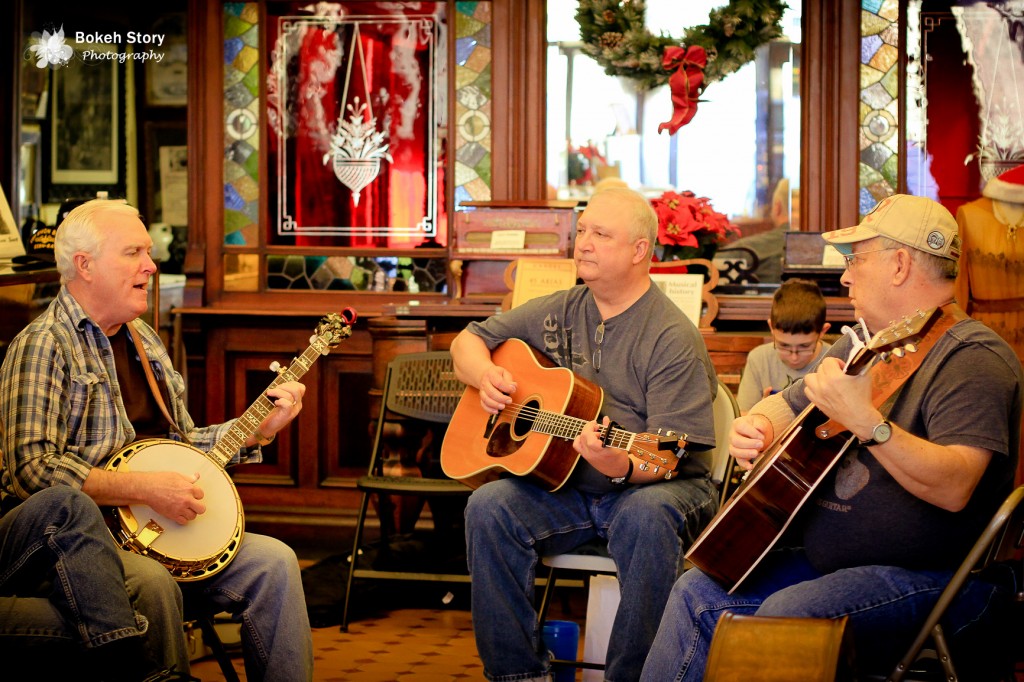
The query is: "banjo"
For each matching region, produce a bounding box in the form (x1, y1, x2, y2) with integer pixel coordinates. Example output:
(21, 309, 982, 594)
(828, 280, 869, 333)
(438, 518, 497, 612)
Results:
(105, 310, 356, 581)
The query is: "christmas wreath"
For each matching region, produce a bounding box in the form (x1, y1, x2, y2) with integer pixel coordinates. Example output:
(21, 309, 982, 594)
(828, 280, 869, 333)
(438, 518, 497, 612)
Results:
(576, 0, 788, 133)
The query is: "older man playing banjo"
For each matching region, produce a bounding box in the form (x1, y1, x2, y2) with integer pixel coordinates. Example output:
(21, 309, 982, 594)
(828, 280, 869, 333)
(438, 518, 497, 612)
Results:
(0, 199, 314, 681)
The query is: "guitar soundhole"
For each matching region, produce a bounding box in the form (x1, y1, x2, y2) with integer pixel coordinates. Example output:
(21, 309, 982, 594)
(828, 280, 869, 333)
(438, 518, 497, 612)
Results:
(511, 398, 540, 439)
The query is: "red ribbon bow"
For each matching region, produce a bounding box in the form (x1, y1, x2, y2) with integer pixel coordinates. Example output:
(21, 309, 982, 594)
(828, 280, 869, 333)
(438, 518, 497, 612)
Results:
(658, 45, 707, 135)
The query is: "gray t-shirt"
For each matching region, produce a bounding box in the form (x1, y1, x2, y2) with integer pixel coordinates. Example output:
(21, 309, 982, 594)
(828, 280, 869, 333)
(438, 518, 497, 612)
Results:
(778, 317, 1022, 573)
(737, 340, 832, 412)
(466, 282, 718, 493)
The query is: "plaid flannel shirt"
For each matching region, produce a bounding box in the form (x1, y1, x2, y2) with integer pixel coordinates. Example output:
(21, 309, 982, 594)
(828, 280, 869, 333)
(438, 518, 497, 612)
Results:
(0, 287, 260, 503)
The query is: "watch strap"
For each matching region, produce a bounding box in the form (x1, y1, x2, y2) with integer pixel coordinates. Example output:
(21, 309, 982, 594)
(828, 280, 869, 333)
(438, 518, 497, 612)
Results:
(608, 456, 633, 486)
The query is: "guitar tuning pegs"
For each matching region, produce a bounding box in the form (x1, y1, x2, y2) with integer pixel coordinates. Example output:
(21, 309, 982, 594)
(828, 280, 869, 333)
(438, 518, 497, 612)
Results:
(638, 461, 650, 472)
(269, 361, 282, 374)
(892, 347, 906, 358)
(905, 343, 918, 353)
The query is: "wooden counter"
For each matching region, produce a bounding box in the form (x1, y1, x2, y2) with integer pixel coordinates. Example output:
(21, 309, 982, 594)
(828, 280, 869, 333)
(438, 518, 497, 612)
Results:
(716, 294, 856, 323)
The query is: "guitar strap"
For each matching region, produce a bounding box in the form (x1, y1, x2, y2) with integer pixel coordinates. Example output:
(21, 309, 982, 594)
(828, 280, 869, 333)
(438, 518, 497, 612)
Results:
(815, 303, 968, 440)
(128, 320, 192, 444)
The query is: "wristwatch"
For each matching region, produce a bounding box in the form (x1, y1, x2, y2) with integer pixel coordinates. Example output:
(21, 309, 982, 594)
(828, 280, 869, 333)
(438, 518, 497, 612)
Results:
(858, 420, 892, 447)
(608, 456, 634, 486)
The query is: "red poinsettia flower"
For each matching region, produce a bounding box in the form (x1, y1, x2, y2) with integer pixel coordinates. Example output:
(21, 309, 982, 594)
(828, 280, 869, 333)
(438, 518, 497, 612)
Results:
(650, 190, 740, 261)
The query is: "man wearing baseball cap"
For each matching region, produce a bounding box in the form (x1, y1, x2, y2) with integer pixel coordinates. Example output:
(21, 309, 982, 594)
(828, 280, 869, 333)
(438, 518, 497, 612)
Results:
(643, 194, 1022, 680)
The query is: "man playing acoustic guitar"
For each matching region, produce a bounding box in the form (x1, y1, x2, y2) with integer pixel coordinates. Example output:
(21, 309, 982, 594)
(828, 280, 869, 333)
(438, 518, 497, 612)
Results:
(449, 186, 720, 682)
(641, 194, 1022, 680)
(0, 200, 313, 680)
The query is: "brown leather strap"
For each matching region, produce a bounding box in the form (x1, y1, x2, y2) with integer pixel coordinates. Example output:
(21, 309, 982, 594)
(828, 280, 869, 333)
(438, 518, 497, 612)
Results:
(129, 320, 191, 443)
(816, 304, 967, 439)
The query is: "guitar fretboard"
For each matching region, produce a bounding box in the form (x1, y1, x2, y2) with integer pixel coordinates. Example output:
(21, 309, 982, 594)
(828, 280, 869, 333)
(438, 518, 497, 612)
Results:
(503, 403, 636, 453)
(207, 335, 331, 467)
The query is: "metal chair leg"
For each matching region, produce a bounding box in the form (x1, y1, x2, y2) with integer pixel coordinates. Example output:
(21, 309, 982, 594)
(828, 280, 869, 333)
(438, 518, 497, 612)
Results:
(194, 612, 240, 682)
(340, 490, 372, 632)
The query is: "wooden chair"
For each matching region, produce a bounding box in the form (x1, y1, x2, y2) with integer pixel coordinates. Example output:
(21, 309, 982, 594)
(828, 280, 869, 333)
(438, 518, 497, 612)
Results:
(340, 351, 472, 631)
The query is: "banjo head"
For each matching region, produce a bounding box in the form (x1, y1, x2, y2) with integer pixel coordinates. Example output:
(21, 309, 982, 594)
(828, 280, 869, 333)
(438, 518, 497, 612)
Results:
(109, 439, 243, 579)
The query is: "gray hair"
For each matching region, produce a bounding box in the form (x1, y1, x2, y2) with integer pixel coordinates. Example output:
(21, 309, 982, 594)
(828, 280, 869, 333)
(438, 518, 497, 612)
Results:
(878, 237, 958, 281)
(589, 187, 658, 261)
(54, 200, 141, 285)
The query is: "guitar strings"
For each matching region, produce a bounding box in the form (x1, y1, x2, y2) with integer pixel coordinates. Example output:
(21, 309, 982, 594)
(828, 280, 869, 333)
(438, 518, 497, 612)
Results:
(496, 402, 633, 449)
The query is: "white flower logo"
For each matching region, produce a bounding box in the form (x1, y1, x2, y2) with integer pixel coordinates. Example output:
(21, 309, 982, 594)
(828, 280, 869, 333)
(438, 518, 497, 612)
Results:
(29, 26, 73, 68)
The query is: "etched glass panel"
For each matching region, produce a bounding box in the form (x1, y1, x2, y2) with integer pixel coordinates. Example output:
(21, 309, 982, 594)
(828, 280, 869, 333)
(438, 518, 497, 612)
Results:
(265, 4, 447, 246)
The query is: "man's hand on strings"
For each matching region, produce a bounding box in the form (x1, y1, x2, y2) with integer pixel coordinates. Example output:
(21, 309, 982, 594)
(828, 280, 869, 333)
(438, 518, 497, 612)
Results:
(801, 356, 872, 426)
(478, 365, 517, 414)
(729, 414, 773, 470)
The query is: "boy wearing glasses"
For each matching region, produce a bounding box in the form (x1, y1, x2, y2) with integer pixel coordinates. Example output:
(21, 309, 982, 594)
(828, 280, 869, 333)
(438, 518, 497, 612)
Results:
(736, 278, 831, 414)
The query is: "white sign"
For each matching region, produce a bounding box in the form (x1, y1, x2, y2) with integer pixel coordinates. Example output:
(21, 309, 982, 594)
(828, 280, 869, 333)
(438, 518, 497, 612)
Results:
(489, 229, 527, 251)
(650, 273, 704, 327)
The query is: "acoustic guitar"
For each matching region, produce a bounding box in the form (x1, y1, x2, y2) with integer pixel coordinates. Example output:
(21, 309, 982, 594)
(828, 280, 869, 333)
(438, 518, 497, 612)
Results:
(685, 307, 942, 593)
(105, 310, 355, 581)
(440, 338, 687, 491)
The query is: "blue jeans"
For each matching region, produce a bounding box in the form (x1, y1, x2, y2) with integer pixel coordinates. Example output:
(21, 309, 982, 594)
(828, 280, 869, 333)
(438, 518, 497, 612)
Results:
(181, 532, 313, 682)
(465, 476, 718, 682)
(0, 487, 185, 670)
(640, 548, 1015, 681)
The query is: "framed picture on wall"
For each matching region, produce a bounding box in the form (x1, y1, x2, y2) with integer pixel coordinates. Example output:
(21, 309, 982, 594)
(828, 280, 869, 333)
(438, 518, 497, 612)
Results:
(50, 45, 120, 185)
(143, 121, 188, 224)
(145, 13, 188, 107)
(0, 182, 27, 260)
(19, 123, 43, 210)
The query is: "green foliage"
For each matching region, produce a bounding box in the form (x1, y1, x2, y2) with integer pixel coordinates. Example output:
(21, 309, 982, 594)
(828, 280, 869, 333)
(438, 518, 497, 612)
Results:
(575, 0, 788, 91)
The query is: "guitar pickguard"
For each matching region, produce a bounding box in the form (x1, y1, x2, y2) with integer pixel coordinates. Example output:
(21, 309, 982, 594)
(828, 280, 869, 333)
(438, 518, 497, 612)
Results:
(485, 421, 527, 459)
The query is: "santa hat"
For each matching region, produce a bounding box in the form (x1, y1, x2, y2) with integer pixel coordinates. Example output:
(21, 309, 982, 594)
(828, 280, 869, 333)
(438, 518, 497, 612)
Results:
(983, 164, 1024, 204)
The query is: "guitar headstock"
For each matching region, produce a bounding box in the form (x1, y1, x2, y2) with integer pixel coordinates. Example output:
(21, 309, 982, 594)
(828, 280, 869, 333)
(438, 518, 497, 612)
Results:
(629, 431, 688, 478)
(846, 307, 939, 374)
(867, 307, 938, 353)
(314, 309, 357, 352)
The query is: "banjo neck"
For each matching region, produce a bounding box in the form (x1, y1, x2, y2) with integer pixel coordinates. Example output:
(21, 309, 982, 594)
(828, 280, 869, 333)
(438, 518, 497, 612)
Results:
(207, 328, 335, 467)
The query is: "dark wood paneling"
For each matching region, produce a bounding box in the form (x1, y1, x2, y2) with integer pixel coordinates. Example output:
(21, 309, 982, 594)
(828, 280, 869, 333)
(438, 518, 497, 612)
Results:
(186, 0, 219, 307)
(180, 311, 373, 528)
(801, 0, 862, 233)
(484, 0, 547, 202)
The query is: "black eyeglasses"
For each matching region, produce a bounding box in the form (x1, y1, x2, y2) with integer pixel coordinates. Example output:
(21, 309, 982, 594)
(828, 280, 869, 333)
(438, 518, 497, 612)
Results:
(593, 322, 605, 372)
(773, 339, 818, 356)
(841, 247, 895, 269)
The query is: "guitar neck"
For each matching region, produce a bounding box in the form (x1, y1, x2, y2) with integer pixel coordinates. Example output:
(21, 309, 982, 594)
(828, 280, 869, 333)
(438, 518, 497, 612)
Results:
(208, 335, 330, 466)
(527, 406, 635, 452)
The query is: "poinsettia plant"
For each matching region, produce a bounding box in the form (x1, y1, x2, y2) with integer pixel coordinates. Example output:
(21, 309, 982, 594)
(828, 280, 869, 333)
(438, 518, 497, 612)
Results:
(650, 190, 740, 261)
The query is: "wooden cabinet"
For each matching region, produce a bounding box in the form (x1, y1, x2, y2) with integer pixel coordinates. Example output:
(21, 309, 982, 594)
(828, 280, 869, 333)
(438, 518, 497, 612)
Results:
(175, 309, 374, 540)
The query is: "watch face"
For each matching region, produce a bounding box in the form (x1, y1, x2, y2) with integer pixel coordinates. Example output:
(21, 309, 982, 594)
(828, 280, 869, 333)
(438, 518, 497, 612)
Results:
(874, 422, 893, 443)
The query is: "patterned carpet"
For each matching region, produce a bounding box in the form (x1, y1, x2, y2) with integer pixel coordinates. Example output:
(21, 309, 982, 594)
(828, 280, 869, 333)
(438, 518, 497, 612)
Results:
(190, 606, 485, 681)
